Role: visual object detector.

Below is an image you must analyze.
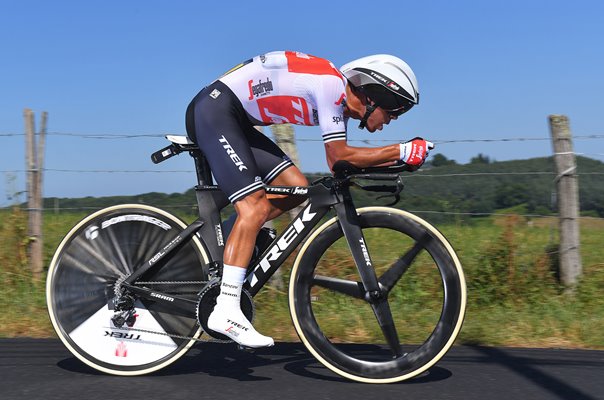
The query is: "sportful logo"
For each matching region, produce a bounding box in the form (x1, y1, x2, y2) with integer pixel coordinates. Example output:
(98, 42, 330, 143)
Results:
(293, 187, 308, 195)
(247, 205, 317, 287)
(218, 135, 248, 171)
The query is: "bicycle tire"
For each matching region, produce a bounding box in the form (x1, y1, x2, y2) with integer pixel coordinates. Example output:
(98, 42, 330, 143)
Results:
(289, 207, 466, 383)
(46, 204, 209, 376)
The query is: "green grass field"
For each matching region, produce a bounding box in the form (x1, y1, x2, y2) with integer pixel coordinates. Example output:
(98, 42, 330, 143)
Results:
(1, 207, 603, 349)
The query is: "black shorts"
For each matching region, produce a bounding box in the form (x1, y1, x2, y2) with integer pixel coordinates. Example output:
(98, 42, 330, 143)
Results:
(185, 81, 294, 203)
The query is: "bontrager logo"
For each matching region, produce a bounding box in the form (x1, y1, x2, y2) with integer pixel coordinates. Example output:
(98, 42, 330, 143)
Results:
(218, 135, 248, 171)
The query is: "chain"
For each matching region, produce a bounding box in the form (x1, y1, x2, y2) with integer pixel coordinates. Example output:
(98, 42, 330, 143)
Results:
(134, 280, 208, 285)
(119, 325, 211, 343)
(115, 279, 229, 343)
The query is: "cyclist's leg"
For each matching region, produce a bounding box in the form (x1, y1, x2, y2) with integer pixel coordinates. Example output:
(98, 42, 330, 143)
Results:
(246, 126, 309, 219)
(264, 166, 308, 220)
(187, 81, 274, 347)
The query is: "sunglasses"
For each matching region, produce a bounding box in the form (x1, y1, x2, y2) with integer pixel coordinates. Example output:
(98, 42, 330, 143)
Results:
(368, 98, 413, 117)
(383, 105, 411, 117)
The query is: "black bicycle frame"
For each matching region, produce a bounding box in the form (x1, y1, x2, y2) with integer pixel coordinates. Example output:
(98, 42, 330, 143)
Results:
(120, 143, 399, 319)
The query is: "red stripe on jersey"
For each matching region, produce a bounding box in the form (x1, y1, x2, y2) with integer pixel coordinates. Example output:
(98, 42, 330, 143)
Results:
(257, 96, 312, 125)
(285, 51, 343, 79)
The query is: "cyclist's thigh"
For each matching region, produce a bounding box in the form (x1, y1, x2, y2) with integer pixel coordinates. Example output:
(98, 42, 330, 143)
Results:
(245, 126, 297, 185)
(188, 82, 264, 203)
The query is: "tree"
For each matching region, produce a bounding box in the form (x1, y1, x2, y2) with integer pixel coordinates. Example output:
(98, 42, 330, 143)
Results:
(494, 183, 530, 208)
(470, 153, 491, 164)
(431, 153, 457, 167)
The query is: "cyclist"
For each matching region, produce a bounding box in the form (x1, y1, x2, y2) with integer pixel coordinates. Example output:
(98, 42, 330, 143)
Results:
(185, 51, 433, 348)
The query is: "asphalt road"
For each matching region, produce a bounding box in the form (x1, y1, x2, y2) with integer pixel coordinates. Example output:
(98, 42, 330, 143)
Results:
(0, 339, 602, 400)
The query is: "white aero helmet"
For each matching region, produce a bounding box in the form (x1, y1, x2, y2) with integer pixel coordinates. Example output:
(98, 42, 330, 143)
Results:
(341, 54, 419, 124)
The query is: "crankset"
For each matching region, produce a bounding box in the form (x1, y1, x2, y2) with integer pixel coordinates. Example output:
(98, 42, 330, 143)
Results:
(196, 280, 255, 341)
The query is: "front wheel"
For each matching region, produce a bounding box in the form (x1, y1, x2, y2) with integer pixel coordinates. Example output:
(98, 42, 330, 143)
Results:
(289, 207, 466, 383)
(46, 204, 210, 376)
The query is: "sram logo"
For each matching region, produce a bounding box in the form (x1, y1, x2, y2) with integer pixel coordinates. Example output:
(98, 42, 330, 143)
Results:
(151, 292, 174, 302)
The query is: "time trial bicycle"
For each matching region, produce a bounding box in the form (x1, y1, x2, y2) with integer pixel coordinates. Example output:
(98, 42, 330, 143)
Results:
(46, 135, 466, 383)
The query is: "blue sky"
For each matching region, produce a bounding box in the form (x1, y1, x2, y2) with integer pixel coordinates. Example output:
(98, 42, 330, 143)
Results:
(1, 1, 603, 204)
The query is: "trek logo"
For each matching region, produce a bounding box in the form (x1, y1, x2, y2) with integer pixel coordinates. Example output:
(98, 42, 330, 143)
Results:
(370, 71, 388, 84)
(248, 205, 317, 287)
(105, 331, 141, 340)
(151, 292, 175, 302)
(388, 82, 400, 91)
(359, 238, 372, 267)
(218, 135, 248, 171)
(248, 77, 274, 100)
(227, 319, 249, 332)
(332, 115, 344, 124)
(335, 93, 345, 105)
(215, 224, 224, 246)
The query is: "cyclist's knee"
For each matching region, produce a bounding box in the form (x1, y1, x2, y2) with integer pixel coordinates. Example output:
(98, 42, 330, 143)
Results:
(272, 166, 308, 187)
(234, 191, 271, 228)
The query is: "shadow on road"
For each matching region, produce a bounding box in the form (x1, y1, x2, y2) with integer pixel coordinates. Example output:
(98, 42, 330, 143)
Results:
(469, 346, 600, 400)
(57, 341, 453, 384)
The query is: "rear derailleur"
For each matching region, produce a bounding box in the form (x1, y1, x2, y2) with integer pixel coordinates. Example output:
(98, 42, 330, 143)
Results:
(111, 293, 137, 328)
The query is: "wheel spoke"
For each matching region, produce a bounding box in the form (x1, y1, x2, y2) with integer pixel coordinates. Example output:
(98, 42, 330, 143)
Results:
(371, 300, 404, 357)
(313, 275, 365, 299)
(379, 233, 431, 292)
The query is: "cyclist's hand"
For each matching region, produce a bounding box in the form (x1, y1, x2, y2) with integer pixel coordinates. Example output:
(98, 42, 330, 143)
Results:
(399, 137, 434, 170)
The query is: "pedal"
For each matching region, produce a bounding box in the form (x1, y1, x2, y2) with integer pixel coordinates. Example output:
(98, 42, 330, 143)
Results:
(237, 344, 256, 353)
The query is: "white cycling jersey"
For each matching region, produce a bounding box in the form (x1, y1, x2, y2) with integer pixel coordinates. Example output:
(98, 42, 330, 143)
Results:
(218, 51, 348, 143)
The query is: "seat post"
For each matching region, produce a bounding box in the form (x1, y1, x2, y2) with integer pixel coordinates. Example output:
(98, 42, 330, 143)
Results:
(192, 150, 213, 186)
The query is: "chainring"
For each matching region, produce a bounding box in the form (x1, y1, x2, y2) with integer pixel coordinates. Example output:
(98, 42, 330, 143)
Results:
(196, 281, 255, 341)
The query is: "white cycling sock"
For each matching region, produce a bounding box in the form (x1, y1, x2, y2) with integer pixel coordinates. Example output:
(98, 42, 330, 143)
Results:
(208, 264, 274, 348)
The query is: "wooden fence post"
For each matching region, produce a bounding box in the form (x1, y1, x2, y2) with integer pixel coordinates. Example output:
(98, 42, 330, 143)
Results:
(23, 109, 46, 281)
(549, 115, 582, 289)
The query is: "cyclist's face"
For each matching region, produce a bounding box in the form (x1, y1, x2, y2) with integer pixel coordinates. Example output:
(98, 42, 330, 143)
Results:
(364, 102, 396, 133)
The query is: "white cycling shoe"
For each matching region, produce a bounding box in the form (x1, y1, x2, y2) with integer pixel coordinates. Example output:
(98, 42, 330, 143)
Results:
(207, 305, 274, 348)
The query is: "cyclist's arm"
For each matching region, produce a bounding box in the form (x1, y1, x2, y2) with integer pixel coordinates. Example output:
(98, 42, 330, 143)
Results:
(324, 139, 400, 171)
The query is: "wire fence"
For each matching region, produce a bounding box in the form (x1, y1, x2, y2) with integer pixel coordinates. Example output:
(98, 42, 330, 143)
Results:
(2, 130, 603, 221)
(2, 131, 604, 172)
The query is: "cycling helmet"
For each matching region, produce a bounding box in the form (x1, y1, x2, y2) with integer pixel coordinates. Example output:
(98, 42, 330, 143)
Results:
(341, 54, 419, 129)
